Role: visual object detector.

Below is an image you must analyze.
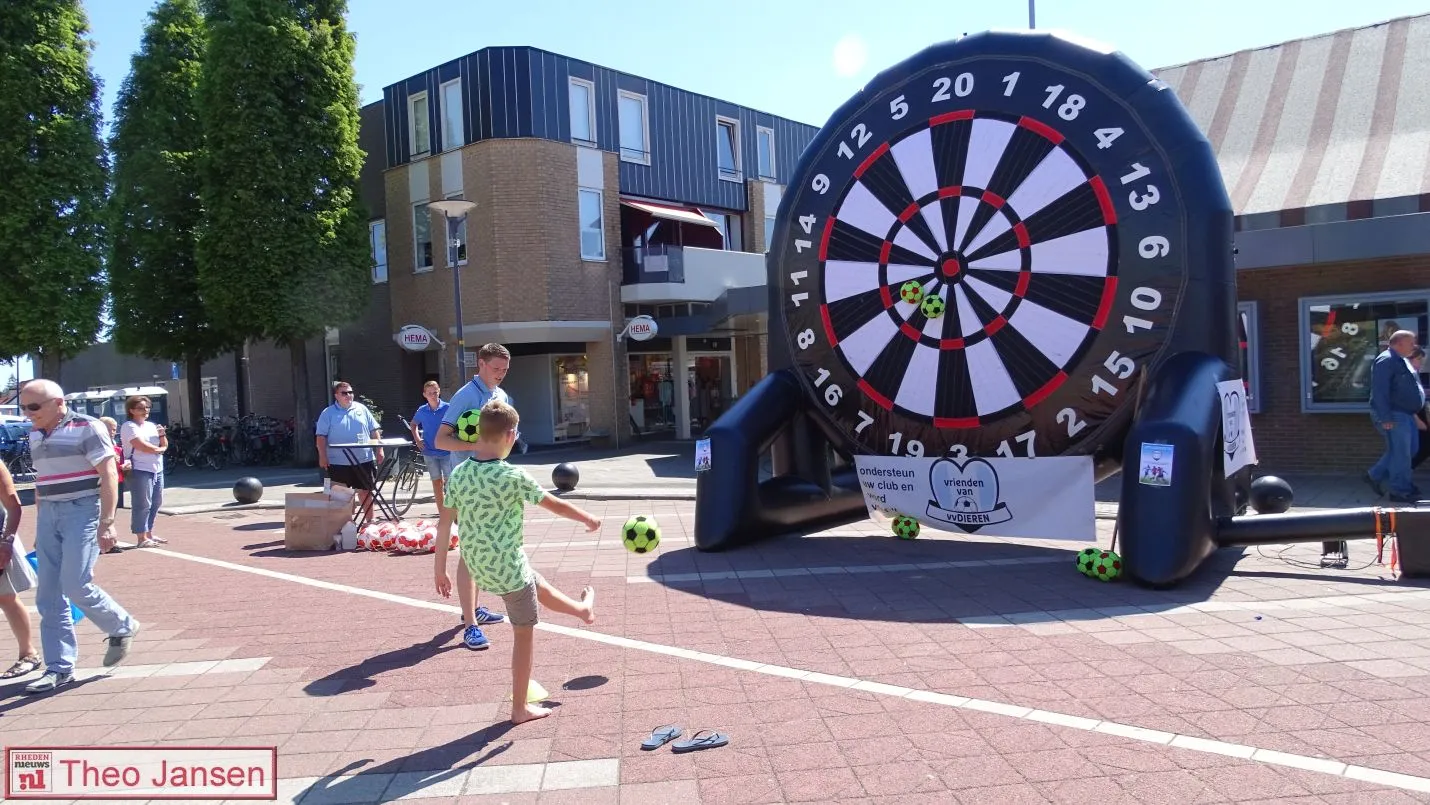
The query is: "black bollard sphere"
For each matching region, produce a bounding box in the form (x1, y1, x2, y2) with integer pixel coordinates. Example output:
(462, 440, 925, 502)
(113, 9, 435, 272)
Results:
(1249, 475, 1294, 514)
(552, 463, 579, 492)
(233, 476, 264, 505)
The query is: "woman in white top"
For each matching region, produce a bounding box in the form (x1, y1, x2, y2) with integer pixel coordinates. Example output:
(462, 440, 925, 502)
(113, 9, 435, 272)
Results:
(121, 396, 168, 548)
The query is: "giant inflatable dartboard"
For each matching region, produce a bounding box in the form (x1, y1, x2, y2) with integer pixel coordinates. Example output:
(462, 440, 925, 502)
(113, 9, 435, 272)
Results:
(774, 33, 1194, 461)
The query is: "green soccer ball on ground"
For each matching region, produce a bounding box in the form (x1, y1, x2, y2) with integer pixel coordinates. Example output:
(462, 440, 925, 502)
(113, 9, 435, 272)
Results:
(623, 514, 661, 554)
(899, 280, 924, 305)
(1076, 547, 1100, 577)
(1093, 550, 1123, 582)
(920, 293, 946, 319)
(454, 408, 482, 442)
(891, 514, 920, 539)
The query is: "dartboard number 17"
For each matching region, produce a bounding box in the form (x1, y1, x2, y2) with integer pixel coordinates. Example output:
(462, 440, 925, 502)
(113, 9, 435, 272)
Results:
(776, 56, 1185, 461)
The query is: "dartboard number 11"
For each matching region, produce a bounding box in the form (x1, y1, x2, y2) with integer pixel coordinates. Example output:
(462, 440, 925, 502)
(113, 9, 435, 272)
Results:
(778, 57, 1184, 460)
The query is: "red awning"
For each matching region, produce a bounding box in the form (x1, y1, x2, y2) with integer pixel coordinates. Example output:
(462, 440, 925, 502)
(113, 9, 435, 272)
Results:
(621, 198, 721, 229)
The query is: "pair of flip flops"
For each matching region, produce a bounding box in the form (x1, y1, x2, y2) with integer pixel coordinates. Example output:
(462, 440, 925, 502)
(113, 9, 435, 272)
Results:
(641, 725, 729, 753)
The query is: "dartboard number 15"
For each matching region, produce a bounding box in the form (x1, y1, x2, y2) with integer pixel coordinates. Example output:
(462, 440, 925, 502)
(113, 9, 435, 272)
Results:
(780, 60, 1181, 460)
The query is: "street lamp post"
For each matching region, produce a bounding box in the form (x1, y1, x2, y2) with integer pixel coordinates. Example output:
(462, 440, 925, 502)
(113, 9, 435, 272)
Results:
(426, 199, 478, 384)
(1029, 0, 1036, 29)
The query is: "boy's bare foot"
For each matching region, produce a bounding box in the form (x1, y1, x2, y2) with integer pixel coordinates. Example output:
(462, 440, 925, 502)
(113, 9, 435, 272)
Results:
(511, 703, 552, 725)
(579, 586, 596, 625)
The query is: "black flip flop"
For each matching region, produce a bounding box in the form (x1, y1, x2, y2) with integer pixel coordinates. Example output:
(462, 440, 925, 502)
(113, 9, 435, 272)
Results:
(670, 729, 729, 753)
(641, 725, 682, 750)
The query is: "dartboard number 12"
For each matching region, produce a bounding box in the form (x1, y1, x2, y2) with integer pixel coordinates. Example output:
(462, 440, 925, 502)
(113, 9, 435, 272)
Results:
(776, 55, 1185, 461)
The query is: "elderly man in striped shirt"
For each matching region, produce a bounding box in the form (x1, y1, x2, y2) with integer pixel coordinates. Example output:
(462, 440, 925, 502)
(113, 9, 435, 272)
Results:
(18, 379, 140, 694)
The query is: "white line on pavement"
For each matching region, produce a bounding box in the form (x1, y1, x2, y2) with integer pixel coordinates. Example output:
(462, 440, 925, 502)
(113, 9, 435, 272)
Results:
(630, 555, 1066, 583)
(143, 546, 1430, 795)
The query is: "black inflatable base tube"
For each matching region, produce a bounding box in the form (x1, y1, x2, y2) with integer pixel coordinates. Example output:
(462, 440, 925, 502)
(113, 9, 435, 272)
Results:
(1217, 506, 1423, 547)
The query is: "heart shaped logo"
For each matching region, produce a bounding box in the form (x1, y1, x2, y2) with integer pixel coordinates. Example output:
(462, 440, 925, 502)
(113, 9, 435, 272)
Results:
(928, 457, 1000, 513)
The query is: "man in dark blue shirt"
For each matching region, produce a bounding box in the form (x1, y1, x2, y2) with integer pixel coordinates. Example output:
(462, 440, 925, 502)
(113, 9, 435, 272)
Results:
(1367, 330, 1425, 502)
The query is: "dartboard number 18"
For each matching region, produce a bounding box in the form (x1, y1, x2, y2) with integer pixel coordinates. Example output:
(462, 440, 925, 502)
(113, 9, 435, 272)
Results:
(776, 55, 1186, 461)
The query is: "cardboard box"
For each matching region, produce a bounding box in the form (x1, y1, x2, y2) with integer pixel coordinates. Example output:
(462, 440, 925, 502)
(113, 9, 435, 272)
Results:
(284, 492, 353, 551)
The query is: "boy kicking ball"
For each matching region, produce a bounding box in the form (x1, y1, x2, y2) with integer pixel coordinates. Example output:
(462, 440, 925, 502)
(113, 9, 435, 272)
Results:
(434, 400, 599, 724)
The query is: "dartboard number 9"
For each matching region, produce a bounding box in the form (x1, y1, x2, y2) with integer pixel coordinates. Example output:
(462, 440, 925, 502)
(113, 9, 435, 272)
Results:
(776, 56, 1185, 460)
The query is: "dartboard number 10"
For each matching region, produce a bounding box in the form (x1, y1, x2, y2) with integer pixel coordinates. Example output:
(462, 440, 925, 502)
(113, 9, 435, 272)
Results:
(780, 58, 1183, 460)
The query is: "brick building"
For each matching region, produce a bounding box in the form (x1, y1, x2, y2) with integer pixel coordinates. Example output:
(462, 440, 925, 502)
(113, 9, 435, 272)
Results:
(334, 46, 818, 446)
(1155, 12, 1430, 472)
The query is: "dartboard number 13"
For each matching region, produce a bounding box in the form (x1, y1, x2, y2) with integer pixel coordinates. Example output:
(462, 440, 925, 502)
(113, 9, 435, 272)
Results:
(777, 56, 1185, 460)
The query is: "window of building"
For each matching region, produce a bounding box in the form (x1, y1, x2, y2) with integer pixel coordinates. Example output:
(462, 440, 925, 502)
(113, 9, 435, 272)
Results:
(409, 91, 430, 158)
(702, 210, 742, 251)
(413, 203, 433, 272)
(569, 77, 596, 145)
(1237, 301, 1261, 413)
(553, 355, 590, 441)
(716, 116, 741, 181)
(1299, 290, 1430, 412)
(440, 79, 463, 151)
(578, 188, 605, 260)
(201, 377, 220, 419)
(763, 214, 776, 250)
(618, 91, 649, 164)
(369, 220, 387, 283)
(756, 126, 775, 179)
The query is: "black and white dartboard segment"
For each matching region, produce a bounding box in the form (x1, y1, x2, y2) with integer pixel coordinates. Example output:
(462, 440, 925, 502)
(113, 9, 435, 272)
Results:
(777, 52, 1189, 459)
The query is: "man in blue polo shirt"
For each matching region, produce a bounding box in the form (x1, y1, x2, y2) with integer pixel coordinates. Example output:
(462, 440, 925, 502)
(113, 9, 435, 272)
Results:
(315, 381, 383, 522)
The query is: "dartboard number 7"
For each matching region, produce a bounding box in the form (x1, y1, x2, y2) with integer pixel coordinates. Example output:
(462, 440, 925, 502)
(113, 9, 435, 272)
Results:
(776, 55, 1186, 460)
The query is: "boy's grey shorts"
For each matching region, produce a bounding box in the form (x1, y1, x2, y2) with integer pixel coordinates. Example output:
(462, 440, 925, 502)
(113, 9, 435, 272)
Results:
(499, 573, 543, 627)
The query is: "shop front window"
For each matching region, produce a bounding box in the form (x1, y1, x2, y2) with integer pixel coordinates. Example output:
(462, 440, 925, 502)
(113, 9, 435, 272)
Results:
(628, 354, 675, 432)
(1300, 292, 1430, 412)
(554, 356, 590, 441)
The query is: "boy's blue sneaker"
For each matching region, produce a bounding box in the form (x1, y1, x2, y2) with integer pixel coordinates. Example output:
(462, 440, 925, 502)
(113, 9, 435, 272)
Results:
(475, 607, 505, 625)
(462, 625, 489, 650)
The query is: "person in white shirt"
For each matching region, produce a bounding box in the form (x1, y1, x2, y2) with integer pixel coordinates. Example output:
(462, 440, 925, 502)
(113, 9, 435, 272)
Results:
(120, 396, 168, 548)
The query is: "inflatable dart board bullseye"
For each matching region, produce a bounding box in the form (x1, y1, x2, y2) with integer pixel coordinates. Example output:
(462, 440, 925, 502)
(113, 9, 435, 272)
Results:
(773, 31, 1214, 465)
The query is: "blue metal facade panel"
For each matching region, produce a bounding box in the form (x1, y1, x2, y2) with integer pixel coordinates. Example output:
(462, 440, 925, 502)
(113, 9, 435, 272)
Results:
(382, 46, 820, 212)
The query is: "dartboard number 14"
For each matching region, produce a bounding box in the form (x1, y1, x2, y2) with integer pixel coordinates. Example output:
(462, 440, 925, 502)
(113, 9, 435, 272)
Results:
(779, 58, 1183, 460)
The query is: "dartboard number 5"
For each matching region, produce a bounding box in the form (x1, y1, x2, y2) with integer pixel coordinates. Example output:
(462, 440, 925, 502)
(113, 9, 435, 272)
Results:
(776, 54, 1187, 459)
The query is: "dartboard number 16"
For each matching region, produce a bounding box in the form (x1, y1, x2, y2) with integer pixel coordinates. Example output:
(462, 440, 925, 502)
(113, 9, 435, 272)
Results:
(775, 55, 1186, 461)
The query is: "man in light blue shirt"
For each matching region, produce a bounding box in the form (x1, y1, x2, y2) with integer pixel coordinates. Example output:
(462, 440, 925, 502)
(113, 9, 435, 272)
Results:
(437, 343, 515, 453)
(315, 381, 383, 520)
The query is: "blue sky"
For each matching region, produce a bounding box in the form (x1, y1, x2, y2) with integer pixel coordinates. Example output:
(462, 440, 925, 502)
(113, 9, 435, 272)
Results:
(5, 0, 1422, 387)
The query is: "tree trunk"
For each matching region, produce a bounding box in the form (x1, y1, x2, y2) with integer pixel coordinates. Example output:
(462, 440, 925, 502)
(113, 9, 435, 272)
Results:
(234, 343, 249, 417)
(290, 339, 315, 466)
(185, 356, 204, 429)
(39, 349, 61, 383)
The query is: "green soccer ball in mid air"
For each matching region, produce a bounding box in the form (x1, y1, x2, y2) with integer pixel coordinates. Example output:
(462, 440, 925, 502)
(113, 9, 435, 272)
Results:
(454, 408, 482, 442)
(623, 514, 661, 554)
(920, 293, 946, 319)
(1076, 547, 1100, 577)
(899, 280, 924, 305)
(891, 514, 920, 539)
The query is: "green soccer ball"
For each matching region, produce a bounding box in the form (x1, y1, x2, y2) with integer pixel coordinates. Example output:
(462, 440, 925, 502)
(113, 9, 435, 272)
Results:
(1076, 547, 1100, 577)
(920, 293, 946, 319)
(891, 514, 920, 539)
(623, 514, 661, 554)
(899, 280, 924, 305)
(1093, 550, 1123, 582)
(454, 408, 481, 442)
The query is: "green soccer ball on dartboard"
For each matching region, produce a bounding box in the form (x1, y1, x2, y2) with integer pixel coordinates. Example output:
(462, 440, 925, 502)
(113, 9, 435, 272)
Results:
(920, 293, 946, 319)
(891, 514, 920, 539)
(454, 408, 482, 442)
(1092, 550, 1123, 582)
(1076, 547, 1100, 577)
(899, 280, 924, 305)
(623, 514, 661, 554)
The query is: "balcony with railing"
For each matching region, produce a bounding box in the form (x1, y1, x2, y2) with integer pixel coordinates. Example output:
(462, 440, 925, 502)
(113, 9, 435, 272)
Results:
(620, 245, 764, 305)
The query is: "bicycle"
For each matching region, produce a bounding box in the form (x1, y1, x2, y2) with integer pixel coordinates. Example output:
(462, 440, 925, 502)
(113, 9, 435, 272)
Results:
(384, 415, 427, 516)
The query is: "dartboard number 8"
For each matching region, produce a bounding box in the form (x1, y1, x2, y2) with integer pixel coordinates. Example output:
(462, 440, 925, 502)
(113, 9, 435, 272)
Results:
(776, 54, 1186, 460)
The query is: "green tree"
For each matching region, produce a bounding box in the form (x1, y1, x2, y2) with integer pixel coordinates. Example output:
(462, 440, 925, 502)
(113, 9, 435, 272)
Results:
(109, 0, 234, 428)
(0, 0, 109, 378)
(197, 0, 369, 464)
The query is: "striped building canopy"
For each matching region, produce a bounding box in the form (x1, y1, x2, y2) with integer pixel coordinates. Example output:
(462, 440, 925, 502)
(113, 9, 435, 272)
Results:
(1152, 12, 1430, 217)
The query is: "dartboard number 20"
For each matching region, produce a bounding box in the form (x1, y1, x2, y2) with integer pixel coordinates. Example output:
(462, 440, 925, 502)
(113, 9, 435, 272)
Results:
(776, 56, 1186, 460)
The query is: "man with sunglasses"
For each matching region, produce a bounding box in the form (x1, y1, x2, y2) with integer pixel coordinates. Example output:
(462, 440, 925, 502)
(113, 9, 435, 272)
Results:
(17, 379, 140, 694)
(316, 381, 384, 523)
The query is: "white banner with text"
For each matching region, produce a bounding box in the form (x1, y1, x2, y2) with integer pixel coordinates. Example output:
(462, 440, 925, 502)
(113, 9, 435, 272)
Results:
(6, 747, 277, 800)
(853, 455, 1096, 542)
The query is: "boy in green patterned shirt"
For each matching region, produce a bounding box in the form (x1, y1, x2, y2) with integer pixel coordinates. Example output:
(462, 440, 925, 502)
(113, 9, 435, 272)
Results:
(434, 400, 600, 724)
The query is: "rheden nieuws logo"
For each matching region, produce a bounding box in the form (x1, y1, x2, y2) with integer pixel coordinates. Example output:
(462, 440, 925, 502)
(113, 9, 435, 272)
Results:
(5, 747, 277, 800)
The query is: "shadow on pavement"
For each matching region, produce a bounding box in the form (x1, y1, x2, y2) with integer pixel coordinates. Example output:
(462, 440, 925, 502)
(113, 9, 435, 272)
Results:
(234, 521, 284, 532)
(303, 632, 462, 695)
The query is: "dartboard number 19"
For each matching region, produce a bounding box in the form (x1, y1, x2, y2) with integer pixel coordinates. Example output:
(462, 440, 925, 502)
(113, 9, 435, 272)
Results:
(776, 56, 1185, 461)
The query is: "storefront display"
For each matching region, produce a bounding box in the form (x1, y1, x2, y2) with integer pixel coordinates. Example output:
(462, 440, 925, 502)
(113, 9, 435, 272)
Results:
(629, 354, 674, 432)
(1303, 297, 1429, 408)
(553, 356, 589, 441)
